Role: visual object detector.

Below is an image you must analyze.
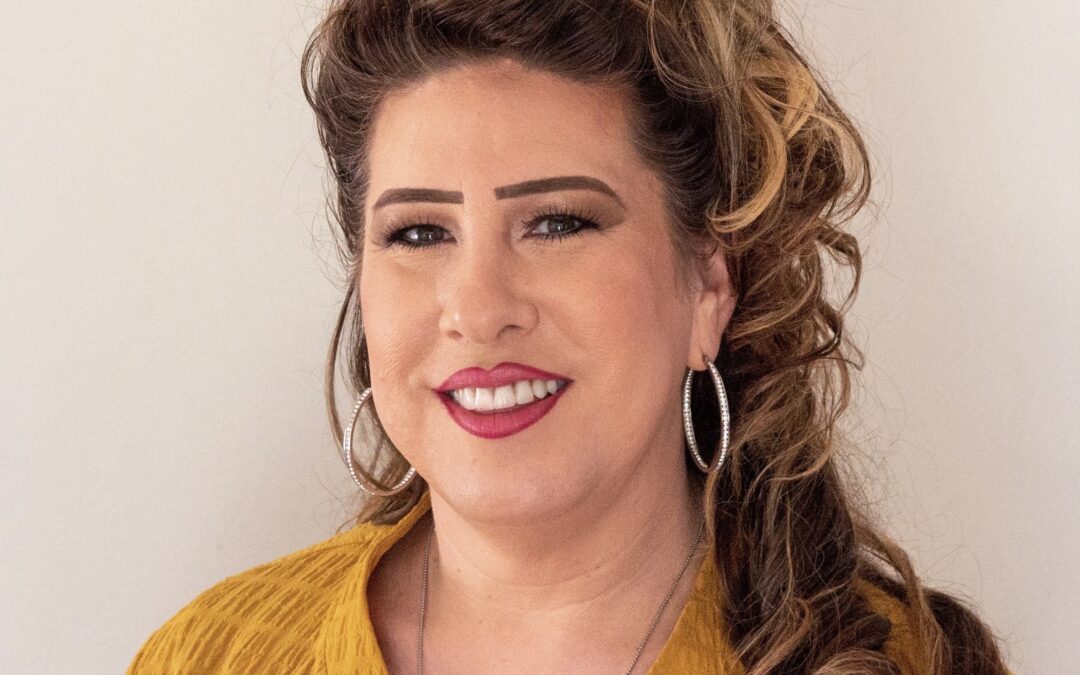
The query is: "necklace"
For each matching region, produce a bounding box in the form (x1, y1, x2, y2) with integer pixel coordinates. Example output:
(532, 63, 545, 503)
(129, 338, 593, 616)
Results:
(416, 514, 707, 675)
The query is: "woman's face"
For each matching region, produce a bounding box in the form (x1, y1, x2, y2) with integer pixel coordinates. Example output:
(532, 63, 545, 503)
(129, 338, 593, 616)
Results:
(360, 59, 731, 524)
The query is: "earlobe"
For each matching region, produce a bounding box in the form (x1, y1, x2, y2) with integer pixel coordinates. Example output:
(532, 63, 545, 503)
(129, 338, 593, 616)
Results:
(688, 292, 719, 371)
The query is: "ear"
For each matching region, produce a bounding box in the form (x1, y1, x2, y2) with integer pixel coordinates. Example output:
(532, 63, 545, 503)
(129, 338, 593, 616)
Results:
(687, 246, 735, 371)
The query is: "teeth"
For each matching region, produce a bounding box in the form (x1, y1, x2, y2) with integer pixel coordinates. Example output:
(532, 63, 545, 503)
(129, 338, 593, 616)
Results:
(473, 387, 494, 411)
(492, 384, 517, 409)
(459, 386, 476, 408)
(514, 380, 534, 405)
(450, 379, 566, 412)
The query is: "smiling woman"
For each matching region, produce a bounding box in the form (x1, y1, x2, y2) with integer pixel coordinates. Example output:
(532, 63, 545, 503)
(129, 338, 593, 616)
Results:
(126, 1, 1014, 674)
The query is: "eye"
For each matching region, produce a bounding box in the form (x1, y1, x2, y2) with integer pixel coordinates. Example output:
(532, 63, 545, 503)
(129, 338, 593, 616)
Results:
(377, 217, 453, 252)
(387, 224, 448, 248)
(524, 201, 603, 242)
(530, 212, 599, 240)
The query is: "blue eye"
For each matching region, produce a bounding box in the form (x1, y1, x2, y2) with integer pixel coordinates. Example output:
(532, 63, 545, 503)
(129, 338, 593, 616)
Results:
(530, 213, 598, 240)
(380, 206, 601, 252)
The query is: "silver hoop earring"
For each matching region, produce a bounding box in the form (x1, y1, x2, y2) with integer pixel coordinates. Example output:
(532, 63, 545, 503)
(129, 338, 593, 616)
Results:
(682, 356, 732, 473)
(342, 386, 417, 496)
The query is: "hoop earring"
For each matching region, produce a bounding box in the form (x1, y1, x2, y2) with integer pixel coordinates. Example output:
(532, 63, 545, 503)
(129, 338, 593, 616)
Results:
(682, 355, 732, 474)
(342, 386, 417, 496)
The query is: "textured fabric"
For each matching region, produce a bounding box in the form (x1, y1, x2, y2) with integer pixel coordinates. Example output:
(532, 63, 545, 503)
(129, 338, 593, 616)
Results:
(128, 491, 932, 674)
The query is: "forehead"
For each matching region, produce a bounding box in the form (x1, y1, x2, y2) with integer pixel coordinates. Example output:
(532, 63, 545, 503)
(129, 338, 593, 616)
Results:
(365, 59, 652, 201)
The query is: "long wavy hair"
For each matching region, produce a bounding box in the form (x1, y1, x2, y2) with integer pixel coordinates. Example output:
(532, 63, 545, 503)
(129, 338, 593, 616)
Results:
(300, 1, 1011, 672)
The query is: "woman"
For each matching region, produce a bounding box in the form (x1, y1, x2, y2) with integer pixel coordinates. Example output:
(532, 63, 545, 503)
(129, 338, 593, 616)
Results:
(128, 0, 1014, 673)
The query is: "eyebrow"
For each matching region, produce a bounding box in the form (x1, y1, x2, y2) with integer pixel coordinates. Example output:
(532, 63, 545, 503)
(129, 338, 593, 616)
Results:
(371, 175, 626, 211)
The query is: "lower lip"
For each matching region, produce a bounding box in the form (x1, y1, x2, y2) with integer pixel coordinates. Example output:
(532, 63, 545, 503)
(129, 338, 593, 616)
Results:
(437, 384, 571, 439)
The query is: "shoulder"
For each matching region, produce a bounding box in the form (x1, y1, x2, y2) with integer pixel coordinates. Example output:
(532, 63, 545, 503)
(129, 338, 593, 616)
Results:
(853, 575, 1017, 675)
(126, 522, 384, 675)
(853, 575, 932, 675)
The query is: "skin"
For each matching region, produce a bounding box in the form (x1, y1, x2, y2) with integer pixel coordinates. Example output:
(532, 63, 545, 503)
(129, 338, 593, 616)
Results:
(360, 57, 735, 674)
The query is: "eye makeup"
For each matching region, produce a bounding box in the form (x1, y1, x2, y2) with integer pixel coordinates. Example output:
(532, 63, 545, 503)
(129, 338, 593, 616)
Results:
(374, 199, 605, 252)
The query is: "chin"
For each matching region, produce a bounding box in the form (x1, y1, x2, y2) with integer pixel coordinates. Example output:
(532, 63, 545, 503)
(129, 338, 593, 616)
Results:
(430, 470, 588, 526)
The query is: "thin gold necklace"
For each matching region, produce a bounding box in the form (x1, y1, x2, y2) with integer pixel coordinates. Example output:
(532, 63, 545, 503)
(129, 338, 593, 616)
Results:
(416, 514, 707, 675)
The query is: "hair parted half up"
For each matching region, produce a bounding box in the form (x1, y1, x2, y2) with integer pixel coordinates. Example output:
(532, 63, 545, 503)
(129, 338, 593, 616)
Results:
(300, 1, 1013, 672)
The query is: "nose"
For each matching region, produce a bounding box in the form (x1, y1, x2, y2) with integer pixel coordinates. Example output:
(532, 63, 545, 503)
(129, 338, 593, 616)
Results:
(438, 226, 538, 345)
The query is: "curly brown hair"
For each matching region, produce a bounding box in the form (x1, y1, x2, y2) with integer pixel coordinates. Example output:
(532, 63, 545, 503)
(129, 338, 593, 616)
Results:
(300, 1, 1013, 672)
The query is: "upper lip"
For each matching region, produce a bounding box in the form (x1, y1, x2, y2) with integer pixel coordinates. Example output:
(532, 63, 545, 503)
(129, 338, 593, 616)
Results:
(435, 362, 572, 392)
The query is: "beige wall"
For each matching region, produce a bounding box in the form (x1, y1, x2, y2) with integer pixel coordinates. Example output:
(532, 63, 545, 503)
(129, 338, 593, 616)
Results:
(3, 1, 1074, 672)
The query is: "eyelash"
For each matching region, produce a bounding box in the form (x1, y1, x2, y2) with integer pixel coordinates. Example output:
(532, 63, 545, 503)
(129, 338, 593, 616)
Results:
(378, 202, 602, 251)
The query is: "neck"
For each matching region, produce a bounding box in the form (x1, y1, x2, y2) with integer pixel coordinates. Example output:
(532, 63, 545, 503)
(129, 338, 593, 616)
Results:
(424, 461, 706, 633)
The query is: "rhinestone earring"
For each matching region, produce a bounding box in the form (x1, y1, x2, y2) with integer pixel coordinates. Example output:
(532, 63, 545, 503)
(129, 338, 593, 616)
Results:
(342, 386, 417, 496)
(682, 355, 732, 473)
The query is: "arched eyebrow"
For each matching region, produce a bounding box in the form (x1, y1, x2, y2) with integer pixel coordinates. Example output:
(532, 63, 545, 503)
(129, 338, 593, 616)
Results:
(371, 175, 626, 211)
(494, 175, 625, 207)
(372, 187, 462, 210)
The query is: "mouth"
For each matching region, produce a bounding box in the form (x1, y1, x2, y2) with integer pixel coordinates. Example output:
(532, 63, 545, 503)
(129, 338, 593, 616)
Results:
(435, 362, 571, 392)
(436, 380, 572, 440)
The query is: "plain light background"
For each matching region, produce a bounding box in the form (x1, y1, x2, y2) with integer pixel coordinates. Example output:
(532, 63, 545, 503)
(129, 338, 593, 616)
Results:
(2, 1, 1075, 672)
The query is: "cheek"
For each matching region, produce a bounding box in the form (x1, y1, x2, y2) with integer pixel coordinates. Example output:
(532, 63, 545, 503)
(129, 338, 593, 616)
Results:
(565, 236, 687, 358)
(556, 238, 688, 419)
(359, 259, 435, 370)
(357, 266, 437, 443)
(554, 268, 685, 470)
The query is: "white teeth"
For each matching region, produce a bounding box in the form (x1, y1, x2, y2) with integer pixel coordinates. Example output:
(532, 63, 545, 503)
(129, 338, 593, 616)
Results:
(450, 378, 566, 412)
(530, 379, 548, 399)
(473, 387, 494, 411)
(514, 380, 534, 405)
(459, 387, 476, 408)
(492, 385, 516, 409)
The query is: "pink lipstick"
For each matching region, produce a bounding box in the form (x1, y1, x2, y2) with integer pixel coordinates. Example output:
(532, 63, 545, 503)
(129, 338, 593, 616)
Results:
(435, 362, 572, 439)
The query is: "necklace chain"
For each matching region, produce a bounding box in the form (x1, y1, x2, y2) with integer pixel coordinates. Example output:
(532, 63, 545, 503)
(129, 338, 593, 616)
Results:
(416, 514, 707, 675)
